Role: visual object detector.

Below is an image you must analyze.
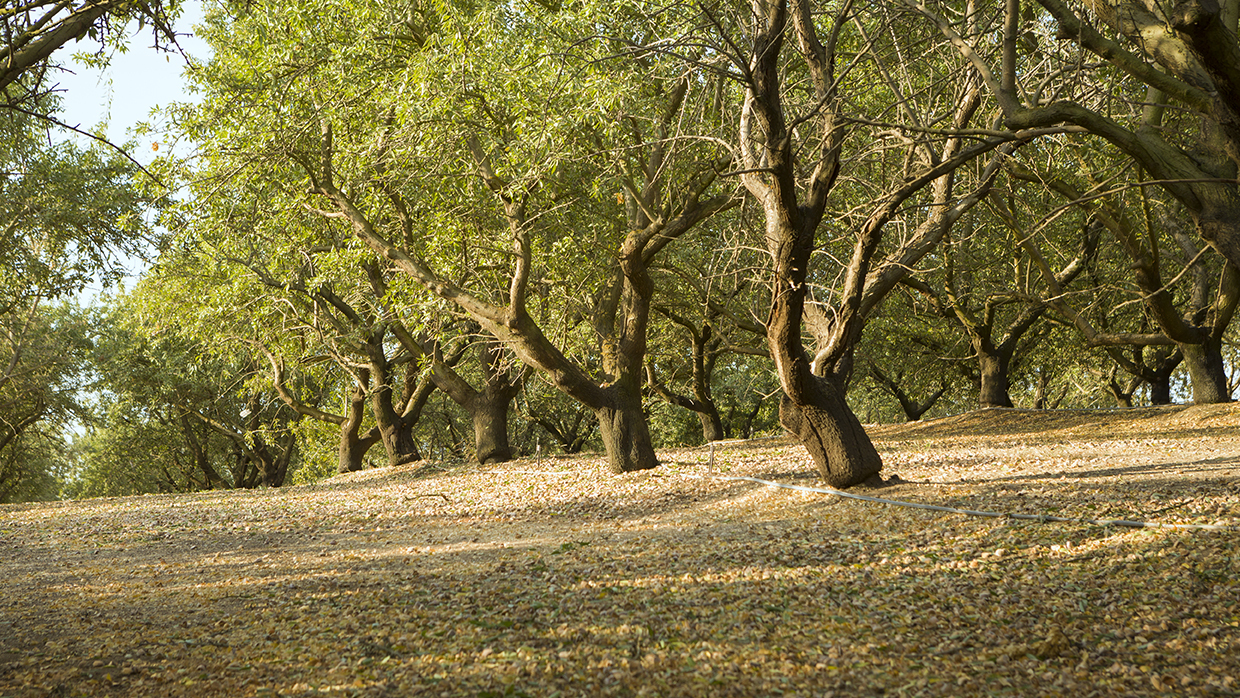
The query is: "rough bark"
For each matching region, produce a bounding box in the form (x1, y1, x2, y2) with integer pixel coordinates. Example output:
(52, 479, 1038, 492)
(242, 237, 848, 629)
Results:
(468, 390, 514, 464)
(767, 250, 884, 486)
(429, 341, 520, 465)
(338, 381, 381, 474)
(1181, 339, 1232, 403)
(696, 411, 727, 443)
(977, 351, 1015, 409)
(369, 357, 421, 466)
(777, 379, 881, 487)
(595, 386, 661, 475)
(734, 0, 882, 488)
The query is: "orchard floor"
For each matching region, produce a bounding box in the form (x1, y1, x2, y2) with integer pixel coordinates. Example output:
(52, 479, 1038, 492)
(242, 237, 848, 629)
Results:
(2, 405, 1239, 698)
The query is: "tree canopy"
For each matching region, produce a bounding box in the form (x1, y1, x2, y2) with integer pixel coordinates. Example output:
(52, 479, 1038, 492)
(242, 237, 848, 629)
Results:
(4, 0, 1240, 500)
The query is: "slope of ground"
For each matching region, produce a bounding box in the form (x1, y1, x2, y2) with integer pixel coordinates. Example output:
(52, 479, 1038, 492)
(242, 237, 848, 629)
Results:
(2, 406, 1238, 697)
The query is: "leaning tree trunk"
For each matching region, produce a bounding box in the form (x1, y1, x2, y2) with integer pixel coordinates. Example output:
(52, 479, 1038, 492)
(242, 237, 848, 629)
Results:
(768, 267, 883, 488)
(338, 427, 379, 474)
(1181, 340, 1232, 404)
(777, 377, 882, 488)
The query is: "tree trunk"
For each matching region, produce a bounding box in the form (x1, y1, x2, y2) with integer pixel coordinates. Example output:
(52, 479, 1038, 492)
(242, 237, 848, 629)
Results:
(868, 364, 947, 422)
(595, 386, 659, 474)
(978, 351, 1014, 408)
(697, 410, 726, 442)
(470, 390, 514, 464)
(1143, 346, 1182, 405)
(1148, 379, 1171, 405)
(778, 378, 883, 488)
(766, 232, 884, 487)
(1109, 384, 1135, 408)
(429, 340, 519, 465)
(646, 362, 727, 443)
(372, 380, 421, 466)
(337, 384, 380, 474)
(250, 432, 295, 488)
(531, 409, 590, 454)
(1181, 340, 1231, 404)
(338, 428, 377, 473)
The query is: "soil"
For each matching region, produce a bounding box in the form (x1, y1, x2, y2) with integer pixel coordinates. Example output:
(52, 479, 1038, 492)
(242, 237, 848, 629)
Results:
(1, 405, 1238, 697)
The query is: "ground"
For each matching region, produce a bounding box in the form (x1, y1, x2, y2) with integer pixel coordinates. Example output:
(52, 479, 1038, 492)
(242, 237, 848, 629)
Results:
(1, 405, 1238, 697)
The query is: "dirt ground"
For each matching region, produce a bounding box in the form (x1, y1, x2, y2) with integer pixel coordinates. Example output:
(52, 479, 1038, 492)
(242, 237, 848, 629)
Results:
(1, 405, 1238, 697)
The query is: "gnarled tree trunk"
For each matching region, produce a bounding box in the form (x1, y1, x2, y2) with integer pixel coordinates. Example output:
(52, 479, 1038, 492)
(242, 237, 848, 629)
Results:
(778, 384, 881, 486)
(1181, 340, 1231, 404)
(369, 363, 421, 466)
(595, 384, 661, 474)
(431, 340, 520, 465)
(338, 387, 381, 474)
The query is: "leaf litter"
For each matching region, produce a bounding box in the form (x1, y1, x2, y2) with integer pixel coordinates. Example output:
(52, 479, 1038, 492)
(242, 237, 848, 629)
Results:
(1, 404, 1238, 697)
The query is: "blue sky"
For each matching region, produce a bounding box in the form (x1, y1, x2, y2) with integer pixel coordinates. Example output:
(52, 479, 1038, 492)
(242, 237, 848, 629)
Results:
(55, 1, 210, 162)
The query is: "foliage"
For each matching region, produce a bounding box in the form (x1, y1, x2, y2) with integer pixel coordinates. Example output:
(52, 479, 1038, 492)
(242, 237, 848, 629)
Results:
(67, 297, 307, 496)
(0, 5, 172, 500)
(1, 0, 181, 109)
(0, 299, 95, 502)
(8, 0, 1240, 501)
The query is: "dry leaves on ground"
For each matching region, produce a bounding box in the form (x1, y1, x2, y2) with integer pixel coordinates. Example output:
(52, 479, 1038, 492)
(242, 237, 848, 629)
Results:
(1, 405, 1239, 697)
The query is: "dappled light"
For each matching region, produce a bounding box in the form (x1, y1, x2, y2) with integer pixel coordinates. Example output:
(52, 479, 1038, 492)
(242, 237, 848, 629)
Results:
(3, 408, 1238, 696)
(5, 0, 1240, 694)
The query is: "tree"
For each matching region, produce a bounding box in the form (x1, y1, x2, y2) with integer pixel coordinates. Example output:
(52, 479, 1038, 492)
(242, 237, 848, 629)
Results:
(905, 0, 1240, 279)
(688, 0, 1045, 485)
(0, 298, 91, 501)
(180, 0, 740, 474)
(998, 158, 1238, 404)
(427, 338, 522, 465)
(0, 95, 157, 500)
(78, 299, 304, 492)
(645, 308, 728, 442)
